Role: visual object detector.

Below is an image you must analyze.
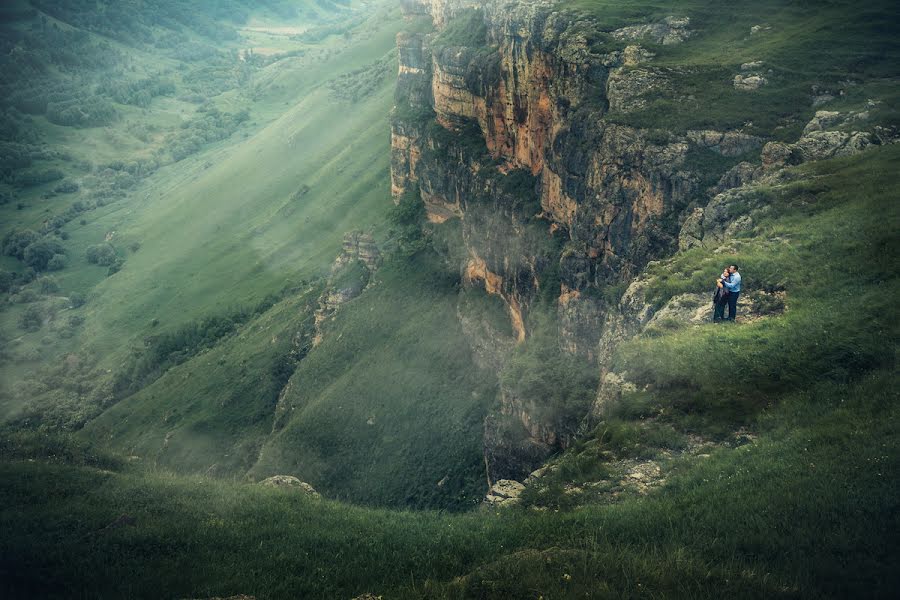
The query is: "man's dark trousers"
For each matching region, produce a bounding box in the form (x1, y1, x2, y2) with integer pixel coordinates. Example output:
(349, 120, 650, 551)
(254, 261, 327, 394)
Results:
(726, 291, 740, 321)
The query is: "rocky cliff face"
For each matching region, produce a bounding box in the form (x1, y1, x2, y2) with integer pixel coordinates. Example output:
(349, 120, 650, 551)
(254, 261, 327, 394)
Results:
(394, 0, 709, 351)
(390, 0, 895, 481)
(312, 231, 380, 347)
(391, 0, 708, 479)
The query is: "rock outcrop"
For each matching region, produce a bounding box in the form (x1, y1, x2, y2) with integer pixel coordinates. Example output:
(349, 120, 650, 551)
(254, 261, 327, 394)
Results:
(313, 231, 380, 346)
(484, 478, 525, 506)
(611, 16, 692, 45)
(733, 73, 767, 91)
(259, 475, 321, 497)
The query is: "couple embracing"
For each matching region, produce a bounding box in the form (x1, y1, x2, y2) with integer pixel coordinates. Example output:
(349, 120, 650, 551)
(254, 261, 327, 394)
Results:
(713, 264, 741, 322)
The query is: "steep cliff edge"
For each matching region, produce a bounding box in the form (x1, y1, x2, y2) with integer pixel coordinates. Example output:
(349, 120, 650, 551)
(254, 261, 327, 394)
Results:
(391, 0, 898, 481)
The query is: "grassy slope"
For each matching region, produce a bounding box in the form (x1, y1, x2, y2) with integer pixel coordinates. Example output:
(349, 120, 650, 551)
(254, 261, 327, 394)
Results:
(60, 13, 402, 367)
(0, 4, 403, 415)
(70, 7, 416, 479)
(251, 249, 496, 510)
(83, 285, 320, 478)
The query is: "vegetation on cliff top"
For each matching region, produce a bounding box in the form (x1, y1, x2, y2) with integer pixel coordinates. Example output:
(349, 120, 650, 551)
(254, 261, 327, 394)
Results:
(568, 0, 900, 136)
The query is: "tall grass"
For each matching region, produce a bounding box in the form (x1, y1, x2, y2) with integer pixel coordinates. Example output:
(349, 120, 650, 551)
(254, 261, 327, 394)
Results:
(2, 366, 896, 598)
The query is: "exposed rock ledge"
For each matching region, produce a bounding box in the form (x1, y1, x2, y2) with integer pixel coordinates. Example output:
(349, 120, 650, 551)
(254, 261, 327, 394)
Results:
(485, 479, 525, 507)
(258, 475, 321, 497)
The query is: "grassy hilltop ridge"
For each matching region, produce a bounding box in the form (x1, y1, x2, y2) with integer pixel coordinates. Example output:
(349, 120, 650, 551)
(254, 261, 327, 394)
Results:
(0, 0, 898, 596)
(560, 0, 900, 138)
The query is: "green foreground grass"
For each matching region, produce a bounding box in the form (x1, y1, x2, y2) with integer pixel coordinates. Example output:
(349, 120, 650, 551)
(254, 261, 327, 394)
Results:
(1, 368, 896, 599)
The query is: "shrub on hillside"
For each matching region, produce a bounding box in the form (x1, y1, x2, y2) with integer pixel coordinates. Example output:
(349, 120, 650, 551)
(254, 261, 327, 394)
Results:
(0, 270, 14, 293)
(106, 258, 125, 276)
(23, 238, 66, 271)
(85, 243, 117, 266)
(13, 289, 40, 304)
(19, 305, 43, 331)
(47, 254, 67, 271)
(14, 168, 65, 188)
(2, 229, 39, 260)
(388, 185, 427, 256)
(53, 180, 80, 194)
(38, 276, 59, 294)
(328, 55, 393, 102)
(500, 310, 599, 435)
(46, 96, 117, 127)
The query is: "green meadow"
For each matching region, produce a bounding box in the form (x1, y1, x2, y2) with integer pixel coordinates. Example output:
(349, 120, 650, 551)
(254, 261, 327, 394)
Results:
(1, 0, 898, 597)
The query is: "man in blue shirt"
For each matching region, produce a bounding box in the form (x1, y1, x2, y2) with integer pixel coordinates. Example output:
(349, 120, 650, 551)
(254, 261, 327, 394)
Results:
(722, 264, 742, 321)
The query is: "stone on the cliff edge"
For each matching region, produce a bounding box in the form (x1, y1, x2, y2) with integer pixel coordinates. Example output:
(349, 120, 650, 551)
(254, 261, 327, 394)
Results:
(622, 45, 655, 66)
(760, 141, 795, 168)
(803, 110, 843, 134)
(740, 60, 764, 71)
(678, 207, 704, 251)
(724, 214, 754, 238)
(697, 186, 772, 246)
(733, 74, 768, 91)
(612, 16, 692, 45)
(812, 93, 835, 107)
(686, 130, 762, 157)
(794, 130, 872, 161)
(485, 479, 525, 507)
(607, 67, 670, 113)
(649, 290, 782, 328)
(647, 293, 709, 326)
(525, 465, 551, 484)
(259, 475, 321, 498)
(712, 161, 759, 195)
